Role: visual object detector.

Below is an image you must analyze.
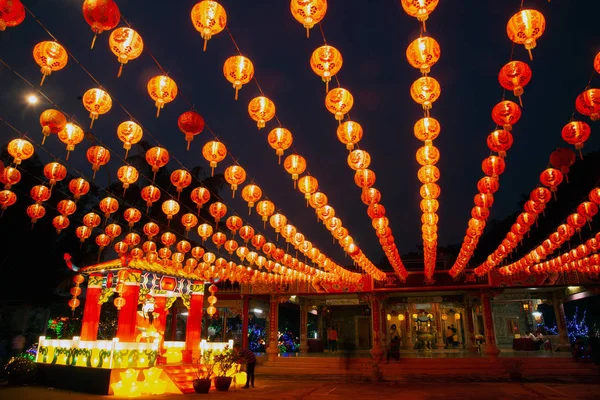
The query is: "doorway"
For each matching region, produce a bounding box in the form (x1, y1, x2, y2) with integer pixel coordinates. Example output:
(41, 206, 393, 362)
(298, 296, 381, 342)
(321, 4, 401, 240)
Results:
(355, 316, 371, 349)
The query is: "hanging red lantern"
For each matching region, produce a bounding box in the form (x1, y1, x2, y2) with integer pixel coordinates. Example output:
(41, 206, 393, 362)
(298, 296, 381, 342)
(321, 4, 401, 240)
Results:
(506, 9, 546, 60)
(481, 156, 505, 177)
(68, 177, 90, 200)
(39, 109, 67, 145)
(170, 169, 192, 199)
(486, 130, 513, 157)
(498, 61, 532, 106)
(550, 148, 576, 182)
(575, 89, 600, 122)
(181, 213, 199, 233)
(0, 166, 20, 190)
(0, 189, 16, 211)
(190, 187, 210, 212)
(141, 185, 161, 211)
(86, 145, 111, 179)
(540, 168, 564, 195)
(361, 188, 382, 205)
(123, 207, 142, 227)
(143, 222, 160, 240)
(116, 121, 143, 158)
(202, 141, 227, 176)
(26, 203, 46, 225)
(99, 196, 119, 219)
(117, 165, 139, 195)
(224, 165, 247, 197)
(82, 0, 120, 49)
(8, 138, 34, 165)
(178, 111, 205, 150)
(209, 201, 227, 224)
(83, 212, 101, 228)
(561, 121, 591, 159)
(52, 215, 70, 234)
(0, 0, 25, 31)
(75, 225, 92, 242)
(57, 199, 77, 216)
(43, 162, 67, 188)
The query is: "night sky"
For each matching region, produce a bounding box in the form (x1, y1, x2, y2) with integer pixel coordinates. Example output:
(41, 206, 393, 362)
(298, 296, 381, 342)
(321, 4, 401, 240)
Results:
(1, 1, 599, 269)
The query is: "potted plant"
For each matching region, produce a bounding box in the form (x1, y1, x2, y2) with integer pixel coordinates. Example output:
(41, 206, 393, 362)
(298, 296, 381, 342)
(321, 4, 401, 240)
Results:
(192, 350, 214, 394)
(213, 346, 238, 392)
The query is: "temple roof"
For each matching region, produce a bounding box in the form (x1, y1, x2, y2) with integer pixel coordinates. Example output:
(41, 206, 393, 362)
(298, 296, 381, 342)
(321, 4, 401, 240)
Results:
(80, 258, 200, 281)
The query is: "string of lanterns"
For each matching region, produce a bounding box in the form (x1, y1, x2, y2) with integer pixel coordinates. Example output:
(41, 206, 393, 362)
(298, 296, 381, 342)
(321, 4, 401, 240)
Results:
(188, 0, 385, 279)
(448, 5, 546, 278)
(12, 5, 367, 285)
(470, 51, 599, 277)
(486, 187, 600, 276)
(401, 0, 441, 282)
(286, 0, 408, 281)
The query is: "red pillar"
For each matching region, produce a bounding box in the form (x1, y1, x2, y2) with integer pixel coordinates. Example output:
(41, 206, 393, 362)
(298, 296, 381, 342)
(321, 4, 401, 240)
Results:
(154, 296, 168, 335)
(80, 274, 103, 341)
(241, 295, 250, 349)
(183, 281, 204, 363)
(116, 271, 141, 342)
(481, 290, 501, 356)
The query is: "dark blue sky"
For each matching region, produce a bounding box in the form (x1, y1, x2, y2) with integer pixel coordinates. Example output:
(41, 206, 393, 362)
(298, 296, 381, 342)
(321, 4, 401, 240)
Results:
(1, 0, 599, 268)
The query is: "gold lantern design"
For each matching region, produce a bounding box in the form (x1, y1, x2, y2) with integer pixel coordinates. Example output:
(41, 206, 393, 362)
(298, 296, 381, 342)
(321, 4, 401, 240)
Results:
(325, 88, 353, 122)
(147, 75, 178, 117)
(290, 0, 327, 38)
(506, 9, 546, 60)
(202, 140, 227, 176)
(310, 45, 343, 92)
(109, 27, 144, 77)
(191, 0, 227, 51)
(117, 121, 143, 158)
(207, 283, 218, 316)
(401, 0, 439, 31)
(82, 88, 112, 128)
(248, 96, 276, 128)
(268, 127, 293, 163)
(33, 41, 69, 86)
(223, 55, 254, 100)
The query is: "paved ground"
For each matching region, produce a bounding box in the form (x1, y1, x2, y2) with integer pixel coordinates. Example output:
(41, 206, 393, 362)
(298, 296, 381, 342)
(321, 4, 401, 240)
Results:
(1, 380, 599, 400)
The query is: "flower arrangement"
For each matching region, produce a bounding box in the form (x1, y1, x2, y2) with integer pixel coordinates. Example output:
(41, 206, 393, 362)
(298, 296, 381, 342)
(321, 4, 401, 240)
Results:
(213, 346, 239, 377)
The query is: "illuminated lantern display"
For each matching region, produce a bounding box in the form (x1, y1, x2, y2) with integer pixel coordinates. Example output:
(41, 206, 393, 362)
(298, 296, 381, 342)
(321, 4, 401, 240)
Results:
(226, 215, 242, 235)
(212, 232, 226, 249)
(491, 100, 521, 132)
(416, 144, 440, 166)
(143, 222, 160, 240)
(268, 127, 293, 163)
(209, 201, 227, 224)
(481, 155, 505, 177)
(576, 89, 600, 122)
(82, 0, 120, 49)
(33, 41, 69, 86)
(75, 225, 91, 242)
(116, 121, 143, 158)
(361, 187, 381, 205)
(310, 45, 343, 91)
(256, 200, 275, 223)
(109, 27, 144, 77)
(86, 145, 111, 179)
(83, 212, 101, 228)
(68, 177, 90, 200)
(95, 233, 110, 250)
(43, 162, 67, 188)
(198, 224, 213, 243)
(540, 168, 564, 195)
(0, 167, 20, 189)
(191, 0, 227, 51)
(336, 121, 363, 151)
(170, 169, 192, 198)
(401, 0, 439, 30)
(498, 61, 532, 106)
(414, 117, 440, 142)
(57, 123, 84, 160)
(147, 75, 178, 117)
(406, 36, 441, 74)
(347, 149, 371, 170)
(117, 165, 139, 194)
(146, 146, 169, 180)
(224, 165, 247, 197)
(325, 88, 353, 122)
(190, 186, 210, 211)
(410, 76, 441, 115)
(30, 185, 51, 204)
(474, 193, 494, 208)
(26, 204, 45, 225)
(57, 199, 77, 217)
(354, 169, 376, 189)
(284, 154, 307, 187)
(161, 232, 177, 248)
(248, 96, 276, 129)
(99, 196, 119, 219)
(506, 9, 546, 60)
(162, 199, 180, 221)
(223, 55, 254, 100)
(590, 188, 600, 206)
(207, 284, 218, 316)
(39, 109, 67, 144)
(0, 189, 16, 211)
(69, 274, 85, 311)
(7, 138, 34, 165)
(178, 111, 205, 150)
(578, 201, 598, 223)
(141, 185, 161, 211)
(269, 213, 287, 233)
(0, 0, 25, 31)
(486, 130, 513, 157)
(420, 183, 440, 199)
(52, 215, 70, 234)
(477, 176, 500, 195)
(123, 207, 142, 227)
(298, 175, 318, 203)
(417, 165, 439, 184)
(567, 213, 586, 233)
(114, 241, 128, 255)
(181, 213, 199, 233)
(176, 240, 191, 254)
(105, 223, 122, 240)
(202, 140, 227, 176)
(290, 0, 327, 37)
(561, 120, 591, 159)
(420, 199, 438, 213)
(241, 184, 263, 212)
(550, 148, 576, 182)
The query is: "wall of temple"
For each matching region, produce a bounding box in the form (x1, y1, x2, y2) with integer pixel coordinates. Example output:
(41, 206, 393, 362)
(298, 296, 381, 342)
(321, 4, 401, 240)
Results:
(491, 302, 529, 347)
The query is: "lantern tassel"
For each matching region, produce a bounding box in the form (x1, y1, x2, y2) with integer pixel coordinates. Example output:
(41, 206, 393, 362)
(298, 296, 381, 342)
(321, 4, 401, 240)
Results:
(234, 88, 239, 101)
(122, 188, 126, 197)
(278, 154, 282, 165)
(248, 206, 251, 216)
(42, 135, 47, 145)
(90, 118, 95, 129)
(211, 167, 215, 177)
(232, 189, 236, 199)
(518, 95, 523, 107)
(422, 20, 427, 32)
(527, 48, 533, 61)
(579, 149, 584, 160)
(66, 150, 71, 161)
(91, 34, 97, 50)
(186, 140, 191, 151)
(92, 170, 97, 180)
(306, 27, 310, 38)
(40, 74, 47, 87)
(156, 107, 161, 118)
(118, 64, 124, 78)
(203, 39, 208, 52)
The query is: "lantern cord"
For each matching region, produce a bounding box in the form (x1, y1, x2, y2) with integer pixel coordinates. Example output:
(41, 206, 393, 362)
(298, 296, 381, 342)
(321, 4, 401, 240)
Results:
(20, 6, 368, 276)
(225, 27, 244, 56)
(318, 23, 328, 45)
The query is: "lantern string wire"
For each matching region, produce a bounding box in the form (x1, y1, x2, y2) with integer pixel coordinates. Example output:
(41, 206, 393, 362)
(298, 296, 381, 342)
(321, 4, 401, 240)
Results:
(19, 9, 356, 274)
(0, 56, 356, 279)
(0, 116, 348, 281)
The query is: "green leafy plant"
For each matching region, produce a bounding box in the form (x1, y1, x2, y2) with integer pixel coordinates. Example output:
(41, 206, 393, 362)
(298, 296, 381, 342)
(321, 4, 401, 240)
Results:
(213, 346, 238, 377)
(195, 349, 216, 379)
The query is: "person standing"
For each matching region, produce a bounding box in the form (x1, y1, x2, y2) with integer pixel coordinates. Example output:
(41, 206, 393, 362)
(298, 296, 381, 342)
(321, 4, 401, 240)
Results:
(329, 326, 338, 353)
(235, 345, 256, 388)
(388, 324, 400, 361)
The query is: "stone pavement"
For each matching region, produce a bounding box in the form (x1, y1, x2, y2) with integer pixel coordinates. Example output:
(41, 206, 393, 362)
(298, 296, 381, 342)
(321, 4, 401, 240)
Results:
(1, 380, 600, 400)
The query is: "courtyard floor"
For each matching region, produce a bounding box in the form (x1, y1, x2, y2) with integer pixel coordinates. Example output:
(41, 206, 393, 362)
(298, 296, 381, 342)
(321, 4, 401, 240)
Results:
(1, 380, 599, 400)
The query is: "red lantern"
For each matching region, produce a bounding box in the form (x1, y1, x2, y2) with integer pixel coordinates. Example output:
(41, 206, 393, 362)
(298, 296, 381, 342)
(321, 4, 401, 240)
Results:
(86, 146, 111, 179)
(170, 169, 192, 198)
(52, 215, 70, 234)
(549, 148, 576, 182)
(491, 100, 521, 131)
(57, 199, 77, 216)
(43, 162, 67, 188)
(82, 0, 120, 49)
(190, 187, 210, 211)
(141, 185, 161, 211)
(561, 121, 591, 159)
(477, 176, 500, 195)
(178, 111, 204, 150)
(145, 146, 169, 180)
(83, 212, 101, 228)
(26, 204, 46, 225)
(0, 0, 25, 31)
(498, 61, 532, 106)
(540, 168, 564, 196)
(486, 130, 513, 157)
(575, 89, 600, 122)
(68, 178, 90, 200)
(0, 166, 20, 190)
(481, 156, 505, 177)
(123, 207, 142, 227)
(99, 196, 119, 219)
